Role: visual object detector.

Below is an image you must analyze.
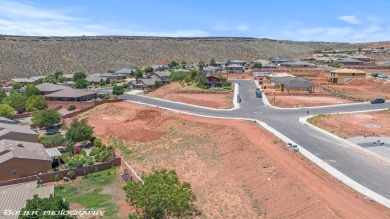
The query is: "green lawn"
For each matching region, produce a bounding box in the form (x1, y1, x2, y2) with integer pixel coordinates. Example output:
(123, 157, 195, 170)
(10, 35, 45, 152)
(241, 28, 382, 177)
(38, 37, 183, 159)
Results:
(55, 168, 120, 217)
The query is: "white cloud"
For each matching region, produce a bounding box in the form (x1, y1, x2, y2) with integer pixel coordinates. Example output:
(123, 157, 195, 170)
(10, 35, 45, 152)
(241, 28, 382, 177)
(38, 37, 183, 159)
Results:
(0, 0, 209, 37)
(338, 15, 361, 24)
(279, 15, 390, 42)
(213, 24, 250, 31)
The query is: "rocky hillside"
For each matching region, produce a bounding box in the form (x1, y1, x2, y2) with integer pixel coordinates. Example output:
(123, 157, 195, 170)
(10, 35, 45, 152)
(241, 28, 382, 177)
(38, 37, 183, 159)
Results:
(0, 35, 357, 79)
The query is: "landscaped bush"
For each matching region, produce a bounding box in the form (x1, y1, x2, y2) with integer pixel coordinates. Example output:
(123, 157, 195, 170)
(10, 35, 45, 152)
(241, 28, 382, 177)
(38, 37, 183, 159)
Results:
(67, 105, 76, 111)
(90, 138, 114, 162)
(94, 147, 114, 162)
(67, 170, 75, 180)
(67, 154, 85, 168)
(39, 134, 66, 147)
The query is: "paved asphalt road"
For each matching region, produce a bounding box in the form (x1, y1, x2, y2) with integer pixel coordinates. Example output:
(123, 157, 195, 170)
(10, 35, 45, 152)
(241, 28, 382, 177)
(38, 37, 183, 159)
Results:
(101, 80, 390, 199)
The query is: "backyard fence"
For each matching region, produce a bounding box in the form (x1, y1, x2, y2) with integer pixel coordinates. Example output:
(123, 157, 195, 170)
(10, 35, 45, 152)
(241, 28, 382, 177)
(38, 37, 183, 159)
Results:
(0, 157, 121, 187)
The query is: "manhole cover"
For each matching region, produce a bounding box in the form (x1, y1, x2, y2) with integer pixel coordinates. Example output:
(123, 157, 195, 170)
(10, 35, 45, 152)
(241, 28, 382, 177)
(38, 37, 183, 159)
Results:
(364, 124, 381, 128)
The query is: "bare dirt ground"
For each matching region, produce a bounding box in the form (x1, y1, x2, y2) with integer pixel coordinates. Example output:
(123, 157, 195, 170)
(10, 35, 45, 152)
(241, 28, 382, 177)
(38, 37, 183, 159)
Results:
(310, 110, 390, 138)
(145, 82, 234, 109)
(79, 102, 390, 218)
(327, 78, 390, 100)
(271, 95, 353, 108)
(261, 81, 353, 108)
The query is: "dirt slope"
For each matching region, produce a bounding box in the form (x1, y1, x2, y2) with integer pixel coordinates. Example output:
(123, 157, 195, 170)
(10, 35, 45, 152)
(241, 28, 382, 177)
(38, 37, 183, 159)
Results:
(78, 102, 389, 218)
(146, 82, 234, 109)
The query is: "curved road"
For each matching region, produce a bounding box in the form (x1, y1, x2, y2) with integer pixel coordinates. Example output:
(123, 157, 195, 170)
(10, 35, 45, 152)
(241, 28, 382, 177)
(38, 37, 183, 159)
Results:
(112, 80, 390, 199)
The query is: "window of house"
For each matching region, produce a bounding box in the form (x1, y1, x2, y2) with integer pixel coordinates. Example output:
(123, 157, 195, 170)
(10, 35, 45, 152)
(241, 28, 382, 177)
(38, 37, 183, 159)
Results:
(12, 170, 17, 175)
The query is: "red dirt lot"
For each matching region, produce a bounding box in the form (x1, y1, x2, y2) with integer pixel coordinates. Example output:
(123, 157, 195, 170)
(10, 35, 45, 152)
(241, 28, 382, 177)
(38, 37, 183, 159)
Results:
(271, 95, 353, 108)
(327, 78, 390, 101)
(145, 82, 234, 109)
(311, 110, 390, 138)
(262, 83, 353, 108)
(79, 102, 390, 218)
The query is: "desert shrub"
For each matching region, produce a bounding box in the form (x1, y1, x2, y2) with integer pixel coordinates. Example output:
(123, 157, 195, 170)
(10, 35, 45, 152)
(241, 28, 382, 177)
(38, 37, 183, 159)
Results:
(67, 105, 76, 111)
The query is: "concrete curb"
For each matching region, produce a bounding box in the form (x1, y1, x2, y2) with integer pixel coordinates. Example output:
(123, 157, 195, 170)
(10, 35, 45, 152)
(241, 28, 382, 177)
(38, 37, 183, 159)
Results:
(125, 99, 390, 208)
(299, 110, 390, 165)
(233, 83, 240, 109)
(256, 120, 390, 208)
(131, 83, 240, 111)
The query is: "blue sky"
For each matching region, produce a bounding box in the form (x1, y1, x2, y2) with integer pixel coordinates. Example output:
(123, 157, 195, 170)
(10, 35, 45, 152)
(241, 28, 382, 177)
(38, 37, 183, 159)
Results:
(0, 0, 389, 42)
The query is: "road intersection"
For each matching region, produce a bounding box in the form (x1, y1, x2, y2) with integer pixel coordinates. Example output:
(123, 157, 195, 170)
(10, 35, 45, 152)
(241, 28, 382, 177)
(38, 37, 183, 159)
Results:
(103, 80, 390, 204)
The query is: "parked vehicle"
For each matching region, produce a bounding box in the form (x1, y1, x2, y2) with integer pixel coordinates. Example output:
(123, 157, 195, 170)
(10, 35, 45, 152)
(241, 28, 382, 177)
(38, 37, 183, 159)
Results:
(291, 145, 299, 152)
(255, 88, 262, 98)
(370, 98, 385, 104)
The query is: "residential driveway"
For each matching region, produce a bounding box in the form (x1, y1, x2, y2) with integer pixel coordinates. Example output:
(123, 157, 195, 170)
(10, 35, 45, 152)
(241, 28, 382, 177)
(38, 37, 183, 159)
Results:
(126, 90, 143, 95)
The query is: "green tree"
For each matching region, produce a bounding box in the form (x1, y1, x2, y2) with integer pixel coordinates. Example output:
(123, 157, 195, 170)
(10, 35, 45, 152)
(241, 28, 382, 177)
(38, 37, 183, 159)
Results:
(220, 76, 230, 86)
(73, 72, 87, 81)
(190, 69, 198, 80)
(99, 79, 106, 86)
(75, 79, 88, 89)
(209, 58, 216, 67)
(11, 83, 23, 91)
(180, 61, 187, 69)
(168, 60, 178, 69)
(107, 70, 116, 73)
(252, 63, 262, 69)
(20, 195, 74, 219)
(135, 70, 143, 79)
(184, 76, 192, 84)
(31, 108, 61, 127)
(123, 169, 196, 219)
(26, 95, 46, 112)
(0, 104, 15, 118)
(2, 93, 28, 113)
(132, 66, 142, 77)
(24, 85, 41, 97)
(198, 60, 205, 72)
(144, 66, 154, 74)
(328, 61, 340, 68)
(65, 118, 94, 143)
(94, 145, 114, 162)
(54, 71, 63, 79)
(169, 71, 187, 81)
(0, 90, 6, 103)
(314, 49, 322, 53)
(195, 71, 207, 86)
(43, 75, 57, 84)
(112, 85, 125, 96)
